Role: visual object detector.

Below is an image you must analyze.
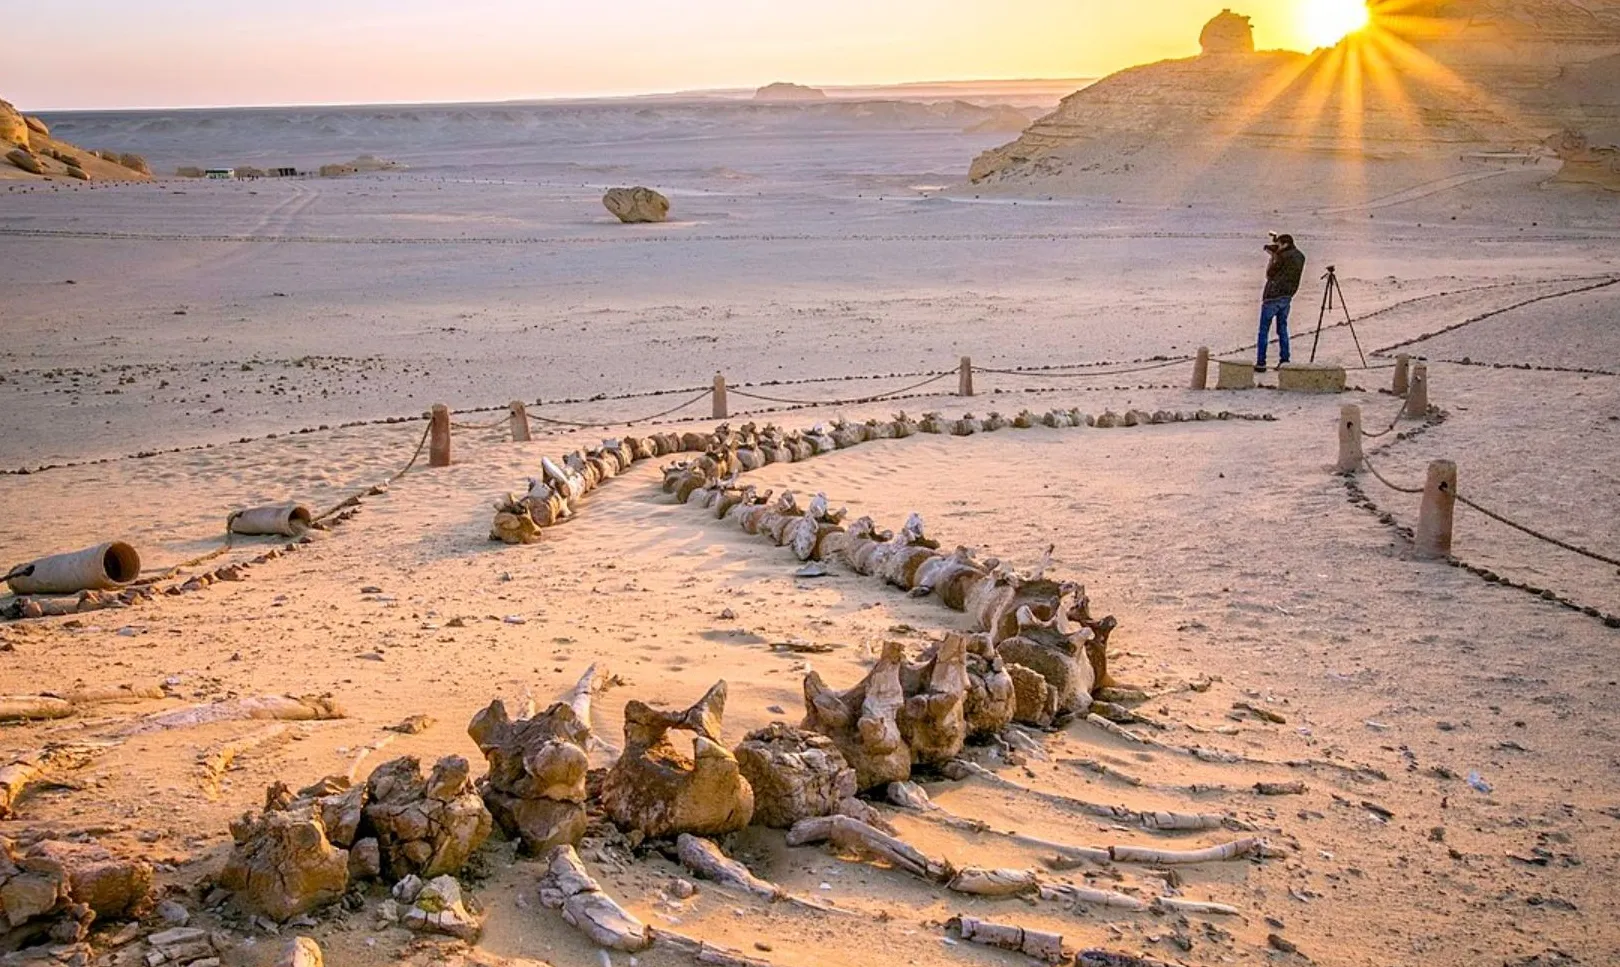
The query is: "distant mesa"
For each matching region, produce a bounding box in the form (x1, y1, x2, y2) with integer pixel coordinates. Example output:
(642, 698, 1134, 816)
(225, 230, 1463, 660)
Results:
(968, 2, 1620, 197)
(964, 104, 1036, 135)
(754, 82, 829, 102)
(2, 96, 151, 182)
(1200, 9, 1255, 55)
(603, 186, 671, 224)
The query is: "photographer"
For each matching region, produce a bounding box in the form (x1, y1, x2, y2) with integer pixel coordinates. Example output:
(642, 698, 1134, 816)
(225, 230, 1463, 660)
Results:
(1256, 233, 1306, 373)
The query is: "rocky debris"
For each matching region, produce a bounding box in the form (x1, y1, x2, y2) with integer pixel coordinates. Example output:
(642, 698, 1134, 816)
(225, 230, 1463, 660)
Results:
(23, 841, 151, 921)
(733, 724, 856, 828)
(802, 642, 912, 791)
(221, 806, 349, 922)
(600, 682, 755, 838)
(401, 875, 481, 941)
(347, 838, 381, 880)
(535, 845, 650, 953)
(276, 936, 322, 967)
(363, 756, 492, 881)
(602, 186, 671, 224)
(467, 696, 590, 854)
(139, 926, 233, 966)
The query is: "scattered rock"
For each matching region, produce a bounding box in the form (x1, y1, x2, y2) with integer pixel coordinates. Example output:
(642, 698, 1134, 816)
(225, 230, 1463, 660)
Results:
(276, 936, 322, 967)
(602, 186, 670, 224)
(467, 695, 590, 854)
(401, 875, 481, 941)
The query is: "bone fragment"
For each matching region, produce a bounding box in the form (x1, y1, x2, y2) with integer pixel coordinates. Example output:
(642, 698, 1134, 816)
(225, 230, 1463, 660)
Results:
(786, 814, 950, 882)
(536, 845, 652, 952)
(1108, 838, 1261, 865)
(948, 915, 1065, 964)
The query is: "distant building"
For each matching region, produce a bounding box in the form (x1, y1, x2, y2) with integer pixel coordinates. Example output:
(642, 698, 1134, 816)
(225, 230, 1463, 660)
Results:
(236, 166, 266, 179)
(204, 168, 235, 179)
(269, 167, 298, 177)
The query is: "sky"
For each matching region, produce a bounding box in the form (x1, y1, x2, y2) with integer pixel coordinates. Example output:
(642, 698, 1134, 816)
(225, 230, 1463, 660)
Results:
(5, 0, 1354, 111)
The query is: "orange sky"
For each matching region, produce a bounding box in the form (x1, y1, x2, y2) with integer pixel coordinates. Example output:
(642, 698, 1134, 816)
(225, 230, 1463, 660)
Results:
(9, 0, 1358, 110)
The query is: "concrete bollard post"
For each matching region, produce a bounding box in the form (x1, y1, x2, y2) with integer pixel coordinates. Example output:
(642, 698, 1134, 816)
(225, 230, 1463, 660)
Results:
(509, 401, 531, 443)
(1336, 404, 1363, 474)
(958, 356, 974, 397)
(1415, 459, 1457, 559)
(1403, 362, 1429, 419)
(429, 404, 451, 467)
(1392, 354, 1411, 397)
(712, 373, 728, 420)
(1191, 347, 1210, 391)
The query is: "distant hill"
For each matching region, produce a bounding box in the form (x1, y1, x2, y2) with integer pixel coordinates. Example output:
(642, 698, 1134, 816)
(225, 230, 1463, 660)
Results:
(754, 82, 828, 102)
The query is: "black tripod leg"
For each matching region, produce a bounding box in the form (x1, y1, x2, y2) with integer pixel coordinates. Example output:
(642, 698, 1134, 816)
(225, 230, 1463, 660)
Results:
(1334, 276, 1368, 368)
(1309, 277, 1332, 364)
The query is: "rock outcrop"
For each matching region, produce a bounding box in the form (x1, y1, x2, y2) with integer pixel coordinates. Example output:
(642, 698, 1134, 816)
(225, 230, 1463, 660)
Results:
(968, 3, 1620, 196)
(602, 186, 671, 223)
(1200, 8, 1255, 55)
(1, 97, 152, 182)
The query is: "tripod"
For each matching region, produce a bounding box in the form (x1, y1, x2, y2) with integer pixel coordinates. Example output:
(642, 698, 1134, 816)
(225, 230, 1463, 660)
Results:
(1309, 265, 1368, 368)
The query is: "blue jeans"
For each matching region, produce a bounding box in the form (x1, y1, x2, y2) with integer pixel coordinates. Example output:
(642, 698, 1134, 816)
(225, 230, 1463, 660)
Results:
(1257, 297, 1293, 366)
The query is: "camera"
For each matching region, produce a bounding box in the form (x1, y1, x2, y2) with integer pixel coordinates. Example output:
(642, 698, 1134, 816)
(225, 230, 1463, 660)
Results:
(1263, 231, 1281, 253)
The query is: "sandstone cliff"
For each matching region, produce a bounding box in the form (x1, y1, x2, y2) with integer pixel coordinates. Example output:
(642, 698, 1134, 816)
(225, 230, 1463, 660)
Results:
(969, 1, 1620, 195)
(2, 97, 153, 182)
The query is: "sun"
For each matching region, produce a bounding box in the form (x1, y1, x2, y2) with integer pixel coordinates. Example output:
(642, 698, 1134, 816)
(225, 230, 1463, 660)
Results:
(1301, 0, 1371, 48)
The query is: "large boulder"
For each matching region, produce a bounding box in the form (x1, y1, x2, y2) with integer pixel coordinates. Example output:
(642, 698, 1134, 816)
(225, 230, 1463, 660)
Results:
(5, 148, 42, 176)
(602, 187, 670, 224)
(0, 101, 28, 150)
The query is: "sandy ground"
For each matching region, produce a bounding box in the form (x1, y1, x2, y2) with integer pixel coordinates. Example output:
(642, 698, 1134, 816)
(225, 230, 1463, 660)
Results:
(3, 116, 1620, 967)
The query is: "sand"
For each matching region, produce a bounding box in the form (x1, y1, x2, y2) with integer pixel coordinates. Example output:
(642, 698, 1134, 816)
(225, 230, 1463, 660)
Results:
(2, 103, 1619, 967)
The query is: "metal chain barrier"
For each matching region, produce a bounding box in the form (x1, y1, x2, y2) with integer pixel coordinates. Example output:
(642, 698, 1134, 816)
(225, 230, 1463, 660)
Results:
(727, 373, 953, 407)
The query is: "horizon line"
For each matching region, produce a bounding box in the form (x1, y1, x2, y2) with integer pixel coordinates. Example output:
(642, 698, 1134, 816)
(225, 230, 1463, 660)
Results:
(22, 75, 1103, 115)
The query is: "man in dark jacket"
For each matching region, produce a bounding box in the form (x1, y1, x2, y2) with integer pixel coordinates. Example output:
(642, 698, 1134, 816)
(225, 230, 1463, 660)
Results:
(1256, 234, 1306, 372)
